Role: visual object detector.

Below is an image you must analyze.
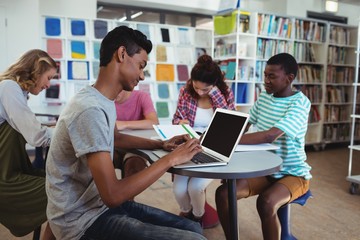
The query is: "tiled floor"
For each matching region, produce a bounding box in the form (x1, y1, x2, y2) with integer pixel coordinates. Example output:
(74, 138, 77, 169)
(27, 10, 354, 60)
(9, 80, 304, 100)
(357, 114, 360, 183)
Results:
(1, 146, 360, 239)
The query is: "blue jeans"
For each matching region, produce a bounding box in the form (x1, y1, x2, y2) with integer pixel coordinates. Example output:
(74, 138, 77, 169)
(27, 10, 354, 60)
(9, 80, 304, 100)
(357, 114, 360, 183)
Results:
(80, 201, 206, 240)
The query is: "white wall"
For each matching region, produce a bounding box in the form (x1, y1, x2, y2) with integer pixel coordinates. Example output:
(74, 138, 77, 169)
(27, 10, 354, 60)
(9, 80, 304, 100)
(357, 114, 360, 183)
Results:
(39, 0, 96, 19)
(0, 0, 40, 71)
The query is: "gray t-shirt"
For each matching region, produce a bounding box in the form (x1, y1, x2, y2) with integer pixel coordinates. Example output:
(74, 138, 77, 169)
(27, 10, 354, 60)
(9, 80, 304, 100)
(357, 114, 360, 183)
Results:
(46, 85, 116, 240)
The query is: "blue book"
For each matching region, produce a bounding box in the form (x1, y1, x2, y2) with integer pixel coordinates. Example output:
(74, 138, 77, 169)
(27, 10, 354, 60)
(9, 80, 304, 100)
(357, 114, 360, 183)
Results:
(225, 61, 236, 80)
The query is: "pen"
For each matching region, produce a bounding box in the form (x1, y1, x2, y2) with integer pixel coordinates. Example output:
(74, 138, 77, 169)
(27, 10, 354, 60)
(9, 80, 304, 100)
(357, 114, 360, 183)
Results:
(155, 125, 167, 139)
(177, 109, 185, 119)
(181, 124, 195, 139)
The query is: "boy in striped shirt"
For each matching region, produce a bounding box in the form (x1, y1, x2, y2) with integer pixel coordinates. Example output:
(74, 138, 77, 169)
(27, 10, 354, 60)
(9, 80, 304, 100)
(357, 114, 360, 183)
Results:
(216, 53, 312, 240)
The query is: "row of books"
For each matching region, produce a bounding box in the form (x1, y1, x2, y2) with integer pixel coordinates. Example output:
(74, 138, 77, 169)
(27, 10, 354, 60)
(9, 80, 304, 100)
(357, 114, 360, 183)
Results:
(219, 61, 254, 81)
(292, 85, 322, 103)
(327, 46, 348, 64)
(293, 42, 316, 63)
(323, 124, 350, 142)
(214, 40, 237, 58)
(329, 26, 353, 45)
(324, 105, 350, 123)
(309, 106, 321, 123)
(256, 38, 292, 59)
(294, 20, 326, 42)
(326, 66, 354, 84)
(325, 86, 350, 103)
(257, 14, 292, 38)
(297, 65, 323, 83)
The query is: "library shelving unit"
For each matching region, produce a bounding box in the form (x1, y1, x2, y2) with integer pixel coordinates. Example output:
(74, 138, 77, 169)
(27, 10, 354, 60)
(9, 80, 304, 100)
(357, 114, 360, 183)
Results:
(41, 16, 212, 122)
(213, 10, 257, 113)
(212, 10, 334, 146)
(323, 23, 358, 146)
(347, 20, 360, 195)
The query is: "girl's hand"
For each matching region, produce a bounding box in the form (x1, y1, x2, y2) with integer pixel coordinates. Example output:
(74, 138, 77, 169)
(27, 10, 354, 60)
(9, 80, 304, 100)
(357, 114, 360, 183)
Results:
(179, 119, 190, 125)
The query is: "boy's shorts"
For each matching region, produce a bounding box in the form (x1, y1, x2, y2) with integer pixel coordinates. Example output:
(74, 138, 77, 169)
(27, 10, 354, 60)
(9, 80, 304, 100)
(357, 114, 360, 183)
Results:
(246, 175, 310, 202)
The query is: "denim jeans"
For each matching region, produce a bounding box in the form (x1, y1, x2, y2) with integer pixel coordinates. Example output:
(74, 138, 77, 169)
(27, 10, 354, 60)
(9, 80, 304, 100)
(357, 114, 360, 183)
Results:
(80, 201, 206, 240)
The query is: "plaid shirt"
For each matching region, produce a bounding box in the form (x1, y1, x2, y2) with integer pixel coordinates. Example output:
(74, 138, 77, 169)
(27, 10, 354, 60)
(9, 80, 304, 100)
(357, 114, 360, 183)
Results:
(172, 86, 235, 127)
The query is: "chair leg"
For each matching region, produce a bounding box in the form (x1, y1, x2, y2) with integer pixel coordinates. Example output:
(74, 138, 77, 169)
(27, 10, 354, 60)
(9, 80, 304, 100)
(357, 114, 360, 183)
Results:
(33, 225, 41, 240)
(278, 204, 296, 240)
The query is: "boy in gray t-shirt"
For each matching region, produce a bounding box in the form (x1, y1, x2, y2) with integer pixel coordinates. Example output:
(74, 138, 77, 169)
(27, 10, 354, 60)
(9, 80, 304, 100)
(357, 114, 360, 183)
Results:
(46, 26, 205, 240)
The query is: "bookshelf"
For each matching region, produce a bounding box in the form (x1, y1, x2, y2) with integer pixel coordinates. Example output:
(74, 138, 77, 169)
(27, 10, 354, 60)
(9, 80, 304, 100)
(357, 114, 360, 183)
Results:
(323, 23, 357, 144)
(347, 20, 360, 194)
(213, 10, 257, 113)
(41, 16, 212, 122)
(212, 10, 358, 147)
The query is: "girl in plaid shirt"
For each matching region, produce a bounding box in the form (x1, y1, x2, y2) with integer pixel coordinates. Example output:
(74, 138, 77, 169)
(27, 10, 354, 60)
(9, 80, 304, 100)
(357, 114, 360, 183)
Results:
(172, 55, 235, 228)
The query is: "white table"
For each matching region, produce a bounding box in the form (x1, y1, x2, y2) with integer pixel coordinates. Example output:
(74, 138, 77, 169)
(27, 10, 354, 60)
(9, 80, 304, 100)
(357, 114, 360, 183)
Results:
(121, 129, 283, 240)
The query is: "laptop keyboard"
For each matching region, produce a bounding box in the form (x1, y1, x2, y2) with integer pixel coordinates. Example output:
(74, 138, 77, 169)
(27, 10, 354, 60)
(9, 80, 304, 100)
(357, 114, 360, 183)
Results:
(192, 152, 221, 164)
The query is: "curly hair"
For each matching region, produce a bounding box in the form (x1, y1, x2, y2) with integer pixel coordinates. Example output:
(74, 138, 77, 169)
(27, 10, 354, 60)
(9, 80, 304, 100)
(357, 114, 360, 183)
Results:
(0, 49, 57, 91)
(185, 54, 229, 99)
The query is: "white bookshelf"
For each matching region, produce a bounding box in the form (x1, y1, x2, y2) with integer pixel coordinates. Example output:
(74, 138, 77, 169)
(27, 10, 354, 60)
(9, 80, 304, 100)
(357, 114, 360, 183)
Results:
(347, 20, 360, 195)
(212, 10, 358, 147)
(41, 16, 212, 122)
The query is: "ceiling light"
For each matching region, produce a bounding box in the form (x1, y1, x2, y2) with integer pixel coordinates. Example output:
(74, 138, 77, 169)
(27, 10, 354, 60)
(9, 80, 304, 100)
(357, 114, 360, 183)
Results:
(97, 6, 103, 13)
(325, 0, 338, 13)
(118, 16, 127, 22)
(131, 11, 143, 19)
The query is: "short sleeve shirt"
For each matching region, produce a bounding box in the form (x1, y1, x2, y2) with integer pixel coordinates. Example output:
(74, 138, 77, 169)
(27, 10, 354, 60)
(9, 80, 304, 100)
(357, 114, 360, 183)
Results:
(46, 85, 116, 240)
(115, 90, 156, 121)
(249, 91, 312, 180)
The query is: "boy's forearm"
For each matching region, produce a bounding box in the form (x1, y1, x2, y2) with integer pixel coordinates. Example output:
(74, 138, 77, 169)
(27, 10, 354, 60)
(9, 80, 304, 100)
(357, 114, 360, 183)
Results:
(114, 132, 163, 149)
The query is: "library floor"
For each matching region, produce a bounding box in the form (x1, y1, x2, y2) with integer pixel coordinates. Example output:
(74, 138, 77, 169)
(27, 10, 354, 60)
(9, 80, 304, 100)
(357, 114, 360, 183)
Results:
(1, 146, 360, 240)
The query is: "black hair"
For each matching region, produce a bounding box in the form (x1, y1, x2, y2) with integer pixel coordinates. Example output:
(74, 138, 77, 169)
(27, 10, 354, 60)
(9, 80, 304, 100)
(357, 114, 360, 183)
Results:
(99, 25, 153, 67)
(267, 53, 298, 78)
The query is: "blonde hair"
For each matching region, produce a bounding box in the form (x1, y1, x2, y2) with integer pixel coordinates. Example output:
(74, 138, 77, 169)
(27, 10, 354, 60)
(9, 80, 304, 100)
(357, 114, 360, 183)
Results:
(0, 49, 57, 91)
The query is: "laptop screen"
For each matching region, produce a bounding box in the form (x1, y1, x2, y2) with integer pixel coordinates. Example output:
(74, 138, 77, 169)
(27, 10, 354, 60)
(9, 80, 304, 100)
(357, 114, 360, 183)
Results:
(201, 110, 248, 157)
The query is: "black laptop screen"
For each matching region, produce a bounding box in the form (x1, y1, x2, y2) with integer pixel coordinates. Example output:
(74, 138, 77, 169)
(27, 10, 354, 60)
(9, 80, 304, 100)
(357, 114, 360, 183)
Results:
(201, 111, 247, 157)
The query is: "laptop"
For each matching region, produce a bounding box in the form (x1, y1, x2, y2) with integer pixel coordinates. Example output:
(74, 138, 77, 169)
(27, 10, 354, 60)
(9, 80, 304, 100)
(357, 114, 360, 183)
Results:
(152, 108, 250, 168)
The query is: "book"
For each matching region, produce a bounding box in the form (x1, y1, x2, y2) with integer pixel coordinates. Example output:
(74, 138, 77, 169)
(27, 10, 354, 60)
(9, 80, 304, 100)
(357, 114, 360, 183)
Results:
(156, 64, 175, 81)
(71, 41, 86, 59)
(157, 83, 170, 99)
(153, 124, 200, 141)
(176, 65, 189, 81)
(155, 102, 170, 118)
(45, 17, 61, 36)
(68, 61, 89, 80)
(47, 39, 63, 59)
(71, 20, 86, 36)
(225, 61, 236, 80)
(161, 28, 170, 42)
(94, 20, 108, 39)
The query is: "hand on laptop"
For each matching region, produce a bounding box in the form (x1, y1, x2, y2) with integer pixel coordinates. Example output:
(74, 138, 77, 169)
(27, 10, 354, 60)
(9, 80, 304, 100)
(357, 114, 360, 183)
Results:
(165, 138, 202, 167)
(162, 134, 192, 151)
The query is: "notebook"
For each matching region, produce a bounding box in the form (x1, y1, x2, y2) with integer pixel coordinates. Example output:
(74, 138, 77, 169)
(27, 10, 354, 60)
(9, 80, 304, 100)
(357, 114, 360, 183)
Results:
(152, 108, 250, 168)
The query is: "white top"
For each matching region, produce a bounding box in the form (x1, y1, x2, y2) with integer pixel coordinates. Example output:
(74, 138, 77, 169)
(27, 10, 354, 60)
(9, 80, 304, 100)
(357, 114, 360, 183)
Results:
(193, 107, 213, 132)
(0, 80, 52, 147)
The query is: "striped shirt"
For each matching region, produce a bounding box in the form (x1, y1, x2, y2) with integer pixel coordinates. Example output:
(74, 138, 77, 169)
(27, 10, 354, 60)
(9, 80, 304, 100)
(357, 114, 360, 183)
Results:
(249, 91, 312, 180)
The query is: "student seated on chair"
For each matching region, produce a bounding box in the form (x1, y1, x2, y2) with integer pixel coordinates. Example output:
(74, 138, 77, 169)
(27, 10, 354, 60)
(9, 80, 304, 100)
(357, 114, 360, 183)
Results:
(114, 89, 159, 180)
(0, 49, 56, 240)
(215, 53, 312, 240)
(45, 25, 206, 240)
(172, 54, 235, 227)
